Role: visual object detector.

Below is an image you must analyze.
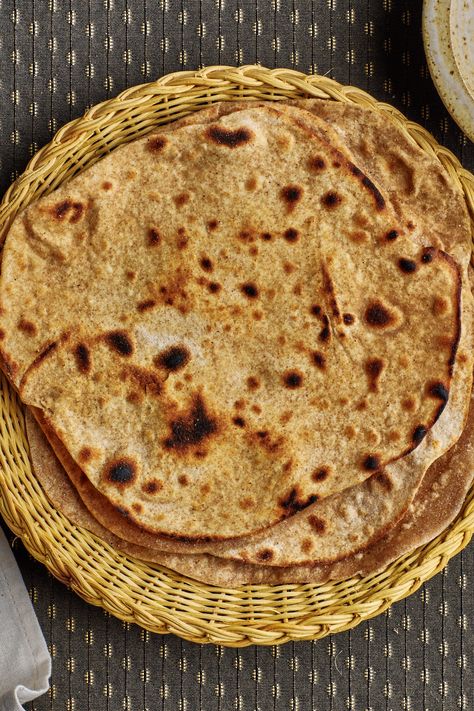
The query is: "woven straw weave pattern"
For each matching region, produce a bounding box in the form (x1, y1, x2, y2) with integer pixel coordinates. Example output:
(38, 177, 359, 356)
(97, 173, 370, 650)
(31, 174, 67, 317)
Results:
(0, 66, 473, 649)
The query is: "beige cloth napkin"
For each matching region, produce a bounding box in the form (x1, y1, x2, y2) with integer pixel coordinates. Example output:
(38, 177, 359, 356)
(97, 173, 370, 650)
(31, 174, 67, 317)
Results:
(0, 528, 50, 711)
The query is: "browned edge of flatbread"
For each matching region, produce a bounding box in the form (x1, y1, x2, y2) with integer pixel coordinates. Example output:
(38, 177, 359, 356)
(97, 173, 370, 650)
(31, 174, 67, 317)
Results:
(26, 390, 474, 585)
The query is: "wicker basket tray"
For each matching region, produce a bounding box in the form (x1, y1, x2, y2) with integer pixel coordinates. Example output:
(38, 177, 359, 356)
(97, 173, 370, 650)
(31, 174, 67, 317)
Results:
(0, 66, 473, 647)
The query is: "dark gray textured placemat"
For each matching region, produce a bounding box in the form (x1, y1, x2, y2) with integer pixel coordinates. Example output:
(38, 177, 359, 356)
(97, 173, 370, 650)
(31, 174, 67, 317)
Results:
(0, 1, 472, 709)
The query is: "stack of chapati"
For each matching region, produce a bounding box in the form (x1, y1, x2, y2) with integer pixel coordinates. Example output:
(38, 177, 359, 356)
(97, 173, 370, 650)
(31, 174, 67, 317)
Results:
(1, 100, 473, 585)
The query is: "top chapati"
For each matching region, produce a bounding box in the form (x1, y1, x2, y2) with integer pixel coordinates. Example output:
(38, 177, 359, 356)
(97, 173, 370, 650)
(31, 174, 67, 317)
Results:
(0, 104, 464, 540)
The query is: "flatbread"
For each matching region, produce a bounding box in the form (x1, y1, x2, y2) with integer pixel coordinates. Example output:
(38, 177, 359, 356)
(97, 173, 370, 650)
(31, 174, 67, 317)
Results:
(0, 105, 466, 541)
(19, 102, 472, 567)
(167, 100, 471, 269)
(31, 291, 472, 566)
(26, 390, 474, 585)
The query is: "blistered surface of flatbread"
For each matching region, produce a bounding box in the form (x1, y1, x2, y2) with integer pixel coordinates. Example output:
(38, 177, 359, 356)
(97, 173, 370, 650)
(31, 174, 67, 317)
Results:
(26, 387, 474, 584)
(0, 105, 466, 539)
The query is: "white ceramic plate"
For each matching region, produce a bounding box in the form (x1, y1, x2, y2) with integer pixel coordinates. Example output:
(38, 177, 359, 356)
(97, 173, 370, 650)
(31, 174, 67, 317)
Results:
(450, 0, 474, 98)
(423, 0, 474, 141)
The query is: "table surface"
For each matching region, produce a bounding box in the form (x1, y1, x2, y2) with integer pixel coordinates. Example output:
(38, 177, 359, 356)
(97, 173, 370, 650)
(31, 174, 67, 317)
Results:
(0, 1, 473, 710)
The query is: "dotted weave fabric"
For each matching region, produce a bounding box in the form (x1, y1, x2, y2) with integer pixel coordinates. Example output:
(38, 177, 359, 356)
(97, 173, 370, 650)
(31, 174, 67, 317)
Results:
(0, 1, 473, 710)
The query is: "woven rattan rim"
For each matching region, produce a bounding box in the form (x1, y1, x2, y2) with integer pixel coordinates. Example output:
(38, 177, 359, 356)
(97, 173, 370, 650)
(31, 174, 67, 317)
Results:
(0, 66, 473, 646)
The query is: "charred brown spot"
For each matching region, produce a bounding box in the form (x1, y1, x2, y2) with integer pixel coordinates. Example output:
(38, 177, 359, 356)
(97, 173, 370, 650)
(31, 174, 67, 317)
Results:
(349, 164, 386, 210)
(74, 343, 91, 374)
(281, 184, 303, 211)
(356, 399, 368, 411)
(104, 458, 136, 486)
(78, 447, 92, 463)
(18, 319, 37, 336)
(385, 229, 398, 241)
(261, 232, 272, 241)
(362, 454, 380, 471)
(102, 181, 112, 190)
(427, 381, 449, 405)
(147, 136, 167, 152)
(349, 230, 368, 244)
(173, 192, 190, 208)
(132, 503, 143, 514)
(284, 228, 299, 243)
(245, 177, 257, 191)
(421, 249, 434, 264)
(178, 475, 189, 486)
(148, 228, 161, 246)
(300, 538, 314, 553)
(126, 270, 136, 281)
(232, 416, 245, 427)
(345, 425, 356, 439)
(279, 487, 318, 517)
(311, 351, 326, 369)
(105, 331, 133, 356)
(126, 391, 142, 404)
(164, 395, 218, 451)
(308, 156, 326, 171)
(354, 213, 369, 228)
(0, 329, 5, 340)
(365, 358, 384, 392)
(308, 515, 326, 534)
(311, 304, 322, 316)
(200, 257, 213, 272)
(321, 190, 342, 208)
(254, 430, 284, 454)
(343, 313, 355, 325)
(142, 479, 163, 494)
(365, 301, 394, 328)
(318, 315, 331, 342)
(126, 366, 162, 397)
(31, 341, 58, 369)
(398, 258, 417, 274)
(402, 397, 416, 411)
(206, 125, 252, 148)
(239, 497, 254, 510)
(238, 230, 254, 243)
(207, 282, 221, 294)
(412, 424, 427, 446)
(246, 376, 260, 391)
(207, 219, 219, 231)
(372, 471, 393, 492)
(282, 370, 303, 389)
(312, 467, 329, 482)
(137, 299, 157, 313)
(240, 282, 258, 299)
(154, 345, 190, 372)
(52, 199, 84, 223)
(256, 549, 274, 562)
